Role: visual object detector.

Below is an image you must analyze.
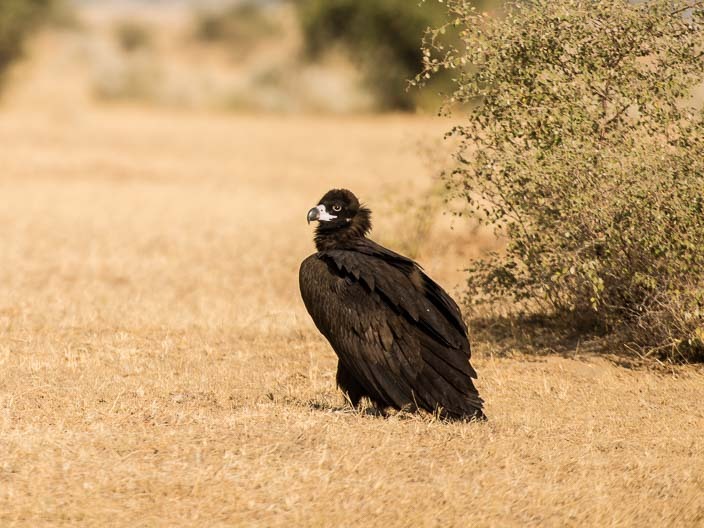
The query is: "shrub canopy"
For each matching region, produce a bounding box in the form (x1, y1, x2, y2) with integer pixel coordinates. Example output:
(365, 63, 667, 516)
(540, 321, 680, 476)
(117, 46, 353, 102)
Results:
(298, 0, 472, 110)
(420, 0, 704, 360)
(0, 0, 52, 81)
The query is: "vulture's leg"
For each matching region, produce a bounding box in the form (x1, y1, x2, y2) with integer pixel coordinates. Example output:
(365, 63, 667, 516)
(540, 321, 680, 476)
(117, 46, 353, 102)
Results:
(335, 362, 365, 408)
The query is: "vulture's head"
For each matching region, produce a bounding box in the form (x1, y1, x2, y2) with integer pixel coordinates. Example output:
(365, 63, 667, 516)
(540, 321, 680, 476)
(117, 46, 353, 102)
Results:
(307, 189, 372, 239)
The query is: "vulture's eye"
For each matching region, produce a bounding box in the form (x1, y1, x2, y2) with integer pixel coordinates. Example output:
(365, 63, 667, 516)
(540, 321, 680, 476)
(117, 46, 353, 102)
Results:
(332, 204, 342, 212)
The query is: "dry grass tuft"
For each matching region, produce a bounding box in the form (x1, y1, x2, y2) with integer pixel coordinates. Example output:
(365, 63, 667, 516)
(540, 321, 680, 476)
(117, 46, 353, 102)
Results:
(0, 102, 702, 526)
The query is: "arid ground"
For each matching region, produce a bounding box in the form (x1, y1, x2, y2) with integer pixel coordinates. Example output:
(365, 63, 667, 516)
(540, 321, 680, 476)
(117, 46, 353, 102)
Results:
(1, 16, 703, 527)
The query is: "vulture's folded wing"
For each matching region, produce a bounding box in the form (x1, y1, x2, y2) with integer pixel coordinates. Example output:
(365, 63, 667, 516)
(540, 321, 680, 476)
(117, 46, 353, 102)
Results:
(299, 249, 483, 418)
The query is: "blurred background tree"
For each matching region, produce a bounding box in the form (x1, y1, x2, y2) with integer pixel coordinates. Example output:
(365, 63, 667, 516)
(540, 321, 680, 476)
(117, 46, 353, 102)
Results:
(296, 0, 498, 111)
(194, 0, 281, 50)
(190, 0, 286, 77)
(12, 0, 500, 113)
(0, 0, 56, 84)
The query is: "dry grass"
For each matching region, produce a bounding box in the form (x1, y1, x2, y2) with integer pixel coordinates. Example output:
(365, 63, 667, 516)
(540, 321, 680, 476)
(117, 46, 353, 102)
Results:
(1, 26, 703, 526)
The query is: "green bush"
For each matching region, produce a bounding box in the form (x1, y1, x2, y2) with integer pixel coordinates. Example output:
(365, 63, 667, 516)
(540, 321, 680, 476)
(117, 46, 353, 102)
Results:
(193, 1, 280, 51)
(420, 0, 704, 361)
(297, 0, 490, 110)
(114, 20, 152, 53)
(0, 0, 53, 81)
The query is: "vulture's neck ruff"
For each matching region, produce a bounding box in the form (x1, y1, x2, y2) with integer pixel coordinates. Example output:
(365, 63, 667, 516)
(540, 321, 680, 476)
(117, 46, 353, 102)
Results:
(314, 206, 372, 251)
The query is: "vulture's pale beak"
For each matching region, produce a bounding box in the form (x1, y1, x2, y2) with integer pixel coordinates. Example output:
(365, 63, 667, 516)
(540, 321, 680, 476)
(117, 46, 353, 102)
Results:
(307, 207, 320, 224)
(307, 204, 337, 224)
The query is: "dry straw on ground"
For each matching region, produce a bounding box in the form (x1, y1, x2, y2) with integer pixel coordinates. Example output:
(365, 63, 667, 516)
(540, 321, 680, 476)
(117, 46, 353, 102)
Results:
(0, 106, 702, 527)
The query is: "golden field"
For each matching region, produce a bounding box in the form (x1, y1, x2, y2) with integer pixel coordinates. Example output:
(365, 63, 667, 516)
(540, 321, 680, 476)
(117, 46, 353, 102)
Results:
(1, 21, 703, 528)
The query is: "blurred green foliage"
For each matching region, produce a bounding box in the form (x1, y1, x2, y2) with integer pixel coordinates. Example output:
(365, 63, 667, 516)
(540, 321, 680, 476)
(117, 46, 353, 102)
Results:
(0, 0, 53, 81)
(422, 0, 704, 361)
(297, 0, 497, 110)
(194, 1, 280, 51)
(115, 19, 152, 53)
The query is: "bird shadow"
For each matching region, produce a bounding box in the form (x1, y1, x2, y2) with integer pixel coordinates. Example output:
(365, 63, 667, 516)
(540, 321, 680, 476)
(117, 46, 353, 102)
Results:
(304, 399, 488, 423)
(305, 399, 392, 418)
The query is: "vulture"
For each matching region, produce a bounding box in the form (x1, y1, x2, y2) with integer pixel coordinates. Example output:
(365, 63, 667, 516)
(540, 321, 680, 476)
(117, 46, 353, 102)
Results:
(299, 189, 485, 421)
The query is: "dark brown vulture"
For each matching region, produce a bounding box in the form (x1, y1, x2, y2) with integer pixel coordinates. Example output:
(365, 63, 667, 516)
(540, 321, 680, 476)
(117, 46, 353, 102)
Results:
(299, 189, 485, 421)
